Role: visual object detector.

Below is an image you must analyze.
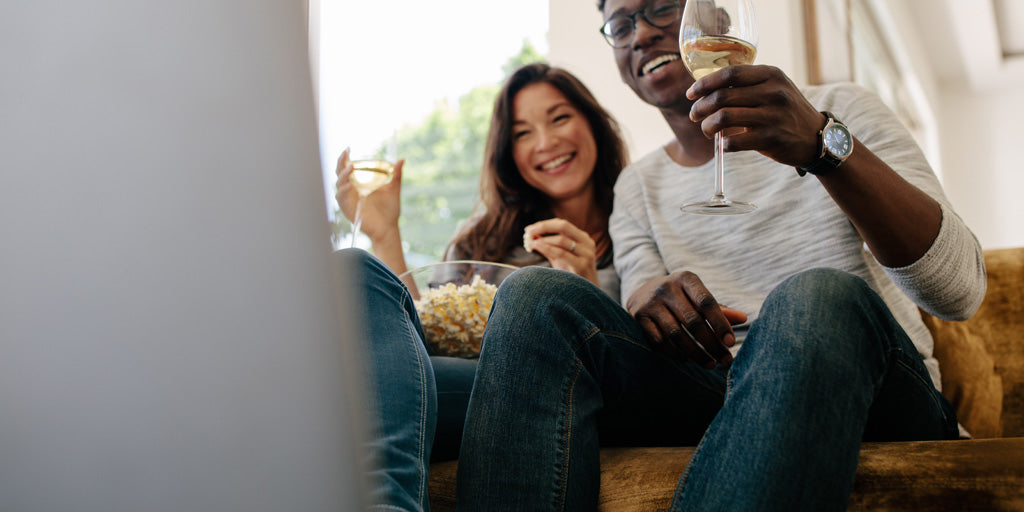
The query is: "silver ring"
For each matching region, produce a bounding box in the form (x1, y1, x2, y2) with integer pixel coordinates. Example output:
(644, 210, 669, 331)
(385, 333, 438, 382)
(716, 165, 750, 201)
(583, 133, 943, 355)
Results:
(569, 240, 577, 253)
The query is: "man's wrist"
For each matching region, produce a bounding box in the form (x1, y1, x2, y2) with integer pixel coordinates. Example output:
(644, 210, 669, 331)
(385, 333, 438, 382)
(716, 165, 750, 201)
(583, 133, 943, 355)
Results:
(796, 111, 853, 177)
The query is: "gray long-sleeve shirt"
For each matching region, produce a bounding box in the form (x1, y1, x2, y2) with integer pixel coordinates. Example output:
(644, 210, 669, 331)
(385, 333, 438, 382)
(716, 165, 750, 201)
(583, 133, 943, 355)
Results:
(610, 82, 986, 390)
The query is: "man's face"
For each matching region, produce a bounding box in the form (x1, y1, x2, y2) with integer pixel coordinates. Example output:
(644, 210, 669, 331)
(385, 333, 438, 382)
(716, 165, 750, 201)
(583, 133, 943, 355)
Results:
(602, 0, 694, 110)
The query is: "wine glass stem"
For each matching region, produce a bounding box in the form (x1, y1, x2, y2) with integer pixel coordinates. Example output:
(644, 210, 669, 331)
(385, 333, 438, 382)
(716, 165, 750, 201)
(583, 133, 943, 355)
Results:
(349, 195, 366, 249)
(712, 131, 727, 202)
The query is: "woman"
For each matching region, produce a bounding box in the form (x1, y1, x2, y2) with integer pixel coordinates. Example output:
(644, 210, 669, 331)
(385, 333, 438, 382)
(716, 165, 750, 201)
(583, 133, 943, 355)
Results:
(335, 62, 628, 511)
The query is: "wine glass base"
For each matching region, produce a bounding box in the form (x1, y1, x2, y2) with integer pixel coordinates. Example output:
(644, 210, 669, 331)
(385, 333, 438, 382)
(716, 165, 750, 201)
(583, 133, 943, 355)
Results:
(680, 199, 757, 216)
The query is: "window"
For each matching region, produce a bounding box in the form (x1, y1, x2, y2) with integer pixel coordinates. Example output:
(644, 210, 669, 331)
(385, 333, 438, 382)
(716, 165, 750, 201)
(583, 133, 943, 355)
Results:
(314, 0, 549, 265)
(803, 0, 940, 176)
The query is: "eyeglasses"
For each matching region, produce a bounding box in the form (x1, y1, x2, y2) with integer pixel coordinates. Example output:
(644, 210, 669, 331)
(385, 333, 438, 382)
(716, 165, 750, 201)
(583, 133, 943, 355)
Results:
(599, 0, 682, 48)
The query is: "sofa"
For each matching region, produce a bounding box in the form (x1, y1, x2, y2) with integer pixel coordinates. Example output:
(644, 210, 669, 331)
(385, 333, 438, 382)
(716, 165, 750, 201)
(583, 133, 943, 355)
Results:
(428, 247, 1024, 510)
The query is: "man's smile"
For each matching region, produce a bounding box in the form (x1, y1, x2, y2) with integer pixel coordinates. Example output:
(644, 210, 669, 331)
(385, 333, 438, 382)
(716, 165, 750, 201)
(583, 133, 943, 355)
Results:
(640, 53, 681, 76)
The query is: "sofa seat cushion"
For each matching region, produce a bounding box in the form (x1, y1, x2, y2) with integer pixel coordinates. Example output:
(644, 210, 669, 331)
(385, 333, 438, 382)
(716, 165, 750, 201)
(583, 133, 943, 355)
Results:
(428, 439, 1024, 511)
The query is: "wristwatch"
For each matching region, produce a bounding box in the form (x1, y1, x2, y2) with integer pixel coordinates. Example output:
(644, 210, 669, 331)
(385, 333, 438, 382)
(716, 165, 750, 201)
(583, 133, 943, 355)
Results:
(797, 111, 853, 176)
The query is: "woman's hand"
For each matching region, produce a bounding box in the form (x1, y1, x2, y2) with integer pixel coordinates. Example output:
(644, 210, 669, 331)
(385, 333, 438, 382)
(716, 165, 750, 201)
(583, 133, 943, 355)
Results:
(626, 272, 747, 369)
(523, 218, 600, 286)
(335, 148, 404, 244)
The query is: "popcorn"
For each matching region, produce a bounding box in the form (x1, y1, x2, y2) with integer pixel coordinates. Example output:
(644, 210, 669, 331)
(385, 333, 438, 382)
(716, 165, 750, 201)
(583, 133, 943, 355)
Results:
(414, 274, 499, 358)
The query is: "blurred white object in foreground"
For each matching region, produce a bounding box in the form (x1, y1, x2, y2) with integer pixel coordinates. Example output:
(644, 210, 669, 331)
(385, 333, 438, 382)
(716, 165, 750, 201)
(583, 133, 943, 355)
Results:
(0, 1, 369, 510)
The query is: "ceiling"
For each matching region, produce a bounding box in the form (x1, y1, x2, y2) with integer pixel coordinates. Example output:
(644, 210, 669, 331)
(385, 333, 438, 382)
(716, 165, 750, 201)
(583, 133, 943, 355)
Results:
(904, 0, 1024, 92)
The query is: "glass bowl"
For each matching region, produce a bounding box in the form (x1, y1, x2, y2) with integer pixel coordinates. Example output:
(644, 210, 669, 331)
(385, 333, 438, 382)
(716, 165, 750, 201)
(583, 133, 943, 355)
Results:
(398, 260, 519, 358)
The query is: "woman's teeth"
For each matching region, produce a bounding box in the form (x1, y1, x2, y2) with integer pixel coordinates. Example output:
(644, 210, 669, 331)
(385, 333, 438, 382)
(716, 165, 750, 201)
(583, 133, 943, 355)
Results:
(541, 154, 573, 170)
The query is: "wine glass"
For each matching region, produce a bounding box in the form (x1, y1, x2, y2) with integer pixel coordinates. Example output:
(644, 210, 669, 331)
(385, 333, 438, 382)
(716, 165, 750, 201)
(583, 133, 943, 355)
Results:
(679, 0, 758, 215)
(347, 141, 396, 248)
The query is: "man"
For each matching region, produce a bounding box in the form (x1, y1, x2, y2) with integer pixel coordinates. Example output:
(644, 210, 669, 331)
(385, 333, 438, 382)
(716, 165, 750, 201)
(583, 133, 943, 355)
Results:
(455, 0, 987, 510)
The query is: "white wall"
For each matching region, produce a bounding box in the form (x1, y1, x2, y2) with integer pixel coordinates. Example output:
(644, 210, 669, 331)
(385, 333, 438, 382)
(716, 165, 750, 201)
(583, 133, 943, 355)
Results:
(877, 1, 1024, 250)
(938, 88, 1024, 250)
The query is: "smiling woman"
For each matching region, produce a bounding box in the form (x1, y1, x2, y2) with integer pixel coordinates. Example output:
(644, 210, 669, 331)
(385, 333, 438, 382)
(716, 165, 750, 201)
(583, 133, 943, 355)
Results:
(338, 61, 628, 511)
(312, 0, 550, 259)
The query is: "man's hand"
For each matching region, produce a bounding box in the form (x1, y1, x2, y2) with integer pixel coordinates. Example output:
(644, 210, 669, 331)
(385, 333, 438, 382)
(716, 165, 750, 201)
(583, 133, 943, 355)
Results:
(626, 272, 747, 368)
(686, 64, 825, 169)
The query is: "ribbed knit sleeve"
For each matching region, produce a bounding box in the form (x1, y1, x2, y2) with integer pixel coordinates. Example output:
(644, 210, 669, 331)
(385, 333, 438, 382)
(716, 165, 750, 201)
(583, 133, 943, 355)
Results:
(882, 204, 986, 320)
(824, 82, 988, 320)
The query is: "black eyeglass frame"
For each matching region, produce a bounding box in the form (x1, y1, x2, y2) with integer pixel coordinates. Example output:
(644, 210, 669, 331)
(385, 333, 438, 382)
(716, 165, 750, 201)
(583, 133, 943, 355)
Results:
(599, 0, 683, 49)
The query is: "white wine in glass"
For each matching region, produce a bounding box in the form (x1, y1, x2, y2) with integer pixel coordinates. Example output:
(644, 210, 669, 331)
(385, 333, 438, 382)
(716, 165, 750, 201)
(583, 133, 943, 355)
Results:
(350, 159, 395, 196)
(681, 36, 757, 80)
(348, 158, 395, 248)
(679, 0, 758, 215)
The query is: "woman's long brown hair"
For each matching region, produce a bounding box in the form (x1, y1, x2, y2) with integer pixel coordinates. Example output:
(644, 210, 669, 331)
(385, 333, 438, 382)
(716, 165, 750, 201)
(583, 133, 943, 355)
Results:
(446, 62, 628, 263)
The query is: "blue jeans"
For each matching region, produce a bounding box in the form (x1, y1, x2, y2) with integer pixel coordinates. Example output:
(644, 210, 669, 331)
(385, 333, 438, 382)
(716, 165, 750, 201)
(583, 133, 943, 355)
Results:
(337, 249, 476, 512)
(456, 267, 957, 511)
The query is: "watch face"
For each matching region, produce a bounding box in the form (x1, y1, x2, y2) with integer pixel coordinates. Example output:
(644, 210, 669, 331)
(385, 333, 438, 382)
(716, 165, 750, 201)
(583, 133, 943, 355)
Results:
(824, 124, 853, 158)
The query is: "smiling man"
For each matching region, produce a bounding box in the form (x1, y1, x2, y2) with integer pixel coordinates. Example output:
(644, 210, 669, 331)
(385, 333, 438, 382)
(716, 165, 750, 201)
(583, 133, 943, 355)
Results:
(454, 0, 988, 510)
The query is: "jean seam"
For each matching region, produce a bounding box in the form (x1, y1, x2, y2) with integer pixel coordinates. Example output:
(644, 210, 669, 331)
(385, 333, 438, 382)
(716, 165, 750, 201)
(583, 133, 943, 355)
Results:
(892, 353, 951, 426)
(399, 291, 430, 509)
(671, 428, 709, 511)
(556, 360, 584, 512)
(672, 362, 730, 511)
(594, 328, 649, 351)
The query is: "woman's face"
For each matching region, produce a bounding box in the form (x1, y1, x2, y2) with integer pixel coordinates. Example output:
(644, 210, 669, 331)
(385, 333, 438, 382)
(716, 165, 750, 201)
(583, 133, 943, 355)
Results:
(511, 82, 598, 205)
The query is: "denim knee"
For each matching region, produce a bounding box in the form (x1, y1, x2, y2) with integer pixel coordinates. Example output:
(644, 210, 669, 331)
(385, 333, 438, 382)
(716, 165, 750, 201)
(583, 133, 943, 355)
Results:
(485, 267, 596, 357)
(495, 266, 592, 310)
(335, 246, 370, 266)
(495, 265, 549, 296)
(769, 268, 873, 308)
(335, 247, 406, 293)
(337, 247, 386, 278)
(746, 268, 894, 370)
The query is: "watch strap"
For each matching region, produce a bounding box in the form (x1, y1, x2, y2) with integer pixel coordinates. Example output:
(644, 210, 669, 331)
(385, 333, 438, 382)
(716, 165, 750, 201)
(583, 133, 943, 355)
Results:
(797, 111, 846, 177)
